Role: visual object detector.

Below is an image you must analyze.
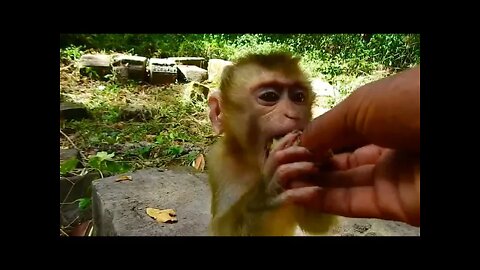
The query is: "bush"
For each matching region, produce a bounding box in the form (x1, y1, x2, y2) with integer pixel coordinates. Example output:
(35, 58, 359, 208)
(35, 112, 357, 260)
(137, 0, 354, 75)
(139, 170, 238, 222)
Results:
(60, 33, 420, 76)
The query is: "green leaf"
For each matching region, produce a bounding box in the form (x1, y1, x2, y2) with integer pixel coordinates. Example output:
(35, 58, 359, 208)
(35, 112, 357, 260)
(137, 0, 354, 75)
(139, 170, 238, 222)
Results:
(96, 151, 115, 161)
(78, 198, 91, 210)
(155, 135, 164, 144)
(88, 156, 102, 170)
(104, 160, 132, 174)
(137, 146, 152, 156)
(165, 146, 183, 156)
(60, 157, 79, 175)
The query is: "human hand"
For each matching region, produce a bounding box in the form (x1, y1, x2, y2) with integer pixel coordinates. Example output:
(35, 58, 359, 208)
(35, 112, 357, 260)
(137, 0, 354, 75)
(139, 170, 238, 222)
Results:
(284, 66, 421, 226)
(280, 144, 420, 226)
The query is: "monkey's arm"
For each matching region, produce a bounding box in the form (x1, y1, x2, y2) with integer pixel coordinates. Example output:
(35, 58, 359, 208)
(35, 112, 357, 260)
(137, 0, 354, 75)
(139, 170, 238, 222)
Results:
(209, 168, 297, 236)
(207, 142, 260, 236)
(207, 142, 297, 236)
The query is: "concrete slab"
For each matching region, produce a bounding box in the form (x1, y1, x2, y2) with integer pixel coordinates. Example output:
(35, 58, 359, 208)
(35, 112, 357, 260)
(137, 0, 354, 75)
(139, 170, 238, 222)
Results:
(92, 168, 211, 236)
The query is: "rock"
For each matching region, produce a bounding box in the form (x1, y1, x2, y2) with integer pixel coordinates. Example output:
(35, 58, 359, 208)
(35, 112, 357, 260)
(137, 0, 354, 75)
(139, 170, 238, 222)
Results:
(331, 216, 420, 236)
(111, 55, 148, 82)
(120, 105, 152, 122)
(177, 65, 208, 83)
(148, 58, 177, 85)
(78, 54, 111, 68)
(310, 78, 337, 118)
(60, 171, 101, 227)
(167, 57, 207, 69)
(207, 59, 233, 83)
(60, 102, 90, 121)
(78, 54, 112, 79)
(311, 78, 339, 98)
(112, 66, 129, 83)
(353, 223, 372, 233)
(182, 82, 211, 103)
(91, 168, 211, 236)
(60, 148, 80, 163)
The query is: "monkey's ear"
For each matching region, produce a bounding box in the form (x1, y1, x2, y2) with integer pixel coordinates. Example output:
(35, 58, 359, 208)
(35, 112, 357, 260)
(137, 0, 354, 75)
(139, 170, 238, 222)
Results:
(208, 90, 224, 135)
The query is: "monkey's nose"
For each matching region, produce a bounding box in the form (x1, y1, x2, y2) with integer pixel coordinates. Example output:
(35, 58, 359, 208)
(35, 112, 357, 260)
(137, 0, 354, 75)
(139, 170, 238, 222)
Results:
(279, 115, 302, 133)
(285, 111, 300, 120)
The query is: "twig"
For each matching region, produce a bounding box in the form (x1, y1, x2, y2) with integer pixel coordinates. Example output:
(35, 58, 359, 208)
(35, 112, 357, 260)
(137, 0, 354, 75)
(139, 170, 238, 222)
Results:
(60, 228, 69, 236)
(87, 221, 94, 236)
(60, 129, 88, 166)
(61, 180, 75, 204)
(93, 168, 104, 179)
(80, 168, 88, 176)
(60, 63, 75, 71)
(60, 199, 82, 205)
(88, 227, 94, 236)
(60, 176, 75, 185)
(66, 216, 80, 228)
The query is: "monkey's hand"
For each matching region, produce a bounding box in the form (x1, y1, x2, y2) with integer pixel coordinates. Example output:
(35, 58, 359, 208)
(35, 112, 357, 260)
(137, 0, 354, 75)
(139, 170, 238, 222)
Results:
(246, 131, 320, 211)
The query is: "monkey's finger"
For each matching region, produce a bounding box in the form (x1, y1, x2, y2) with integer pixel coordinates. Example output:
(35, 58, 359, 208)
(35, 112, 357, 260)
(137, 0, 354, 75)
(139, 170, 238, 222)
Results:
(270, 162, 319, 193)
(280, 186, 385, 221)
(329, 145, 386, 171)
(264, 146, 314, 179)
(271, 132, 302, 152)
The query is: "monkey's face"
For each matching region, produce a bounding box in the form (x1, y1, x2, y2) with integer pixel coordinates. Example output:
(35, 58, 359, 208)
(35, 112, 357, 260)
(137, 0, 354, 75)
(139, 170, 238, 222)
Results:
(254, 78, 312, 164)
(228, 64, 313, 166)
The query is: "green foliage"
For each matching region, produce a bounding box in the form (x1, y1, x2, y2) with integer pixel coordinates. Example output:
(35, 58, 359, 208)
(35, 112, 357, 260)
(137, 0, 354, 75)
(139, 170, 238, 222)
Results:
(78, 198, 91, 210)
(83, 67, 101, 80)
(60, 157, 79, 175)
(136, 146, 153, 158)
(60, 45, 85, 62)
(367, 34, 420, 68)
(88, 151, 132, 175)
(227, 34, 292, 60)
(101, 108, 121, 123)
(164, 145, 184, 157)
(185, 151, 200, 164)
(60, 33, 419, 77)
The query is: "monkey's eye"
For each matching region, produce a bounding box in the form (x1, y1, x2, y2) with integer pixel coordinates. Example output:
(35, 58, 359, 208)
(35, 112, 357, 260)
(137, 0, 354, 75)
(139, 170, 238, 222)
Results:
(259, 90, 280, 103)
(290, 90, 306, 103)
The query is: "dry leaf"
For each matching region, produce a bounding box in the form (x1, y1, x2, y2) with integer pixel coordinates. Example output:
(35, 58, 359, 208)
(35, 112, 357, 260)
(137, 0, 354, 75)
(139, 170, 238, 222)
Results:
(115, 175, 132, 182)
(146, 208, 178, 223)
(192, 153, 205, 171)
(69, 220, 93, 236)
(145, 134, 156, 142)
(112, 122, 125, 129)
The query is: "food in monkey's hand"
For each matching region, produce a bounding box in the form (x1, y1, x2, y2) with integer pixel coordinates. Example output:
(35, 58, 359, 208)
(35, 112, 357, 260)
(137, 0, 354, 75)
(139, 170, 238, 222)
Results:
(265, 130, 302, 157)
(266, 130, 334, 168)
(257, 129, 335, 211)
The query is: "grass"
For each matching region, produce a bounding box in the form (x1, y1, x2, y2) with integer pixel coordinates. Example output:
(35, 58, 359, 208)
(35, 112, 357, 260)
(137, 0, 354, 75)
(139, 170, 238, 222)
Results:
(60, 61, 216, 172)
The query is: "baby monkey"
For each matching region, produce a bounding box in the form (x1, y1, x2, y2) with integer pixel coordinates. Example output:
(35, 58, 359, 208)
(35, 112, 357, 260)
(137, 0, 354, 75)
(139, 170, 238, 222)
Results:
(207, 52, 337, 236)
